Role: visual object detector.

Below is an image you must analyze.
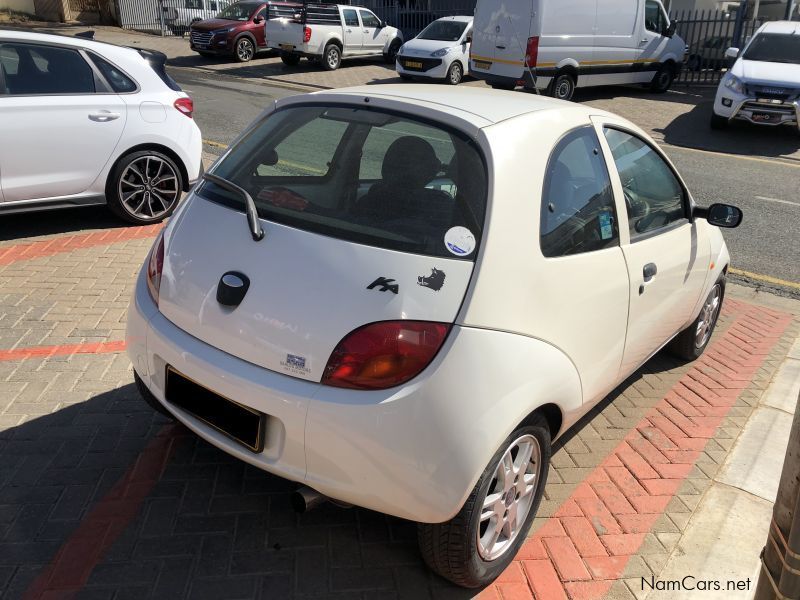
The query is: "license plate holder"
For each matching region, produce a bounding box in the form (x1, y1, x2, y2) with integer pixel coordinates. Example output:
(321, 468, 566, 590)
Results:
(165, 367, 267, 453)
(404, 60, 423, 69)
(751, 111, 774, 122)
(473, 60, 492, 70)
(280, 44, 294, 52)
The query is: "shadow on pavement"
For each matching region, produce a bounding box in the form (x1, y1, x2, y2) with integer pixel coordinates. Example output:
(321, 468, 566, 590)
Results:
(0, 206, 127, 243)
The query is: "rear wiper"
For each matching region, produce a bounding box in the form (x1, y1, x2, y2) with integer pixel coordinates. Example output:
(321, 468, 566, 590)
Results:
(202, 173, 265, 242)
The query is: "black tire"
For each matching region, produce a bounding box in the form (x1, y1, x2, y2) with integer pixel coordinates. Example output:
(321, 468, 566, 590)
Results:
(669, 277, 725, 361)
(234, 36, 255, 63)
(650, 64, 674, 93)
(134, 372, 175, 420)
(384, 38, 402, 64)
(490, 82, 515, 91)
(548, 72, 576, 101)
(418, 417, 551, 588)
(446, 61, 464, 85)
(106, 150, 184, 225)
(710, 112, 728, 129)
(280, 51, 301, 66)
(322, 43, 342, 70)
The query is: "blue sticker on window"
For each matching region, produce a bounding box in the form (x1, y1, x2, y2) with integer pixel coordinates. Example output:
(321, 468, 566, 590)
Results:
(599, 211, 613, 240)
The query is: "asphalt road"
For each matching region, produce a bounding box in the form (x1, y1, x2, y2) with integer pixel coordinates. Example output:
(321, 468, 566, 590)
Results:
(171, 66, 800, 295)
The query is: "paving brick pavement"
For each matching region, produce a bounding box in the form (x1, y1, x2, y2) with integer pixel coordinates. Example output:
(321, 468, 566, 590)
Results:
(0, 220, 798, 600)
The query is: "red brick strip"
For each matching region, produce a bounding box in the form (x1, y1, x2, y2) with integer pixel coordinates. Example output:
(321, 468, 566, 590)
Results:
(0, 225, 161, 266)
(0, 341, 126, 362)
(23, 424, 181, 600)
(479, 299, 794, 600)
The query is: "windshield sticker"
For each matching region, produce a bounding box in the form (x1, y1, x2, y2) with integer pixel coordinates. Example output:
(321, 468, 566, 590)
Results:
(418, 268, 446, 292)
(598, 211, 614, 240)
(281, 353, 311, 376)
(444, 226, 476, 257)
(367, 277, 399, 294)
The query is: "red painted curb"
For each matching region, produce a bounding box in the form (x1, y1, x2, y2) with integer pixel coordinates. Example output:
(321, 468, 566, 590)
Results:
(0, 341, 127, 362)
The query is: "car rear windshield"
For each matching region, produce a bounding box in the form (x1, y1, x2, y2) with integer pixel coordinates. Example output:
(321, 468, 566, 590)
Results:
(743, 33, 800, 64)
(217, 2, 261, 20)
(198, 105, 487, 260)
(417, 20, 468, 42)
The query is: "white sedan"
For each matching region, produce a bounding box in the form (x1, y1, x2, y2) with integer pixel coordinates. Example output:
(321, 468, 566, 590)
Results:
(127, 85, 741, 587)
(396, 16, 472, 84)
(0, 30, 203, 224)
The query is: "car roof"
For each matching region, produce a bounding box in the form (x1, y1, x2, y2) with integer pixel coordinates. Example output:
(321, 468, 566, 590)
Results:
(0, 28, 140, 57)
(431, 15, 473, 23)
(759, 21, 800, 35)
(322, 85, 599, 127)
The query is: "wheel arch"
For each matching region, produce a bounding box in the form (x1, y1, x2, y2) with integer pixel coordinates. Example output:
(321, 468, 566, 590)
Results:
(234, 31, 257, 46)
(106, 143, 191, 194)
(521, 403, 564, 441)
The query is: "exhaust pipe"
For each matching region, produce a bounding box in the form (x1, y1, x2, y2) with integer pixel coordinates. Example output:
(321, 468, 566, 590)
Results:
(291, 486, 327, 513)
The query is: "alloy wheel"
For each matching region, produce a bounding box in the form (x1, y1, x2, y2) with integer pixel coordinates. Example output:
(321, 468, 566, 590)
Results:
(477, 434, 541, 561)
(449, 63, 463, 85)
(237, 38, 254, 62)
(695, 284, 722, 348)
(327, 46, 340, 69)
(117, 156, 180, 220)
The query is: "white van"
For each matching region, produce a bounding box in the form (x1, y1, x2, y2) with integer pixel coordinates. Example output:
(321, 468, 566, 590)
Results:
(469, 0, 687, 99)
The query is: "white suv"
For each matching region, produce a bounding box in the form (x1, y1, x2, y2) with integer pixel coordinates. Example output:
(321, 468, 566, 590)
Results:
(0, 31, 203, 224)
(711, 21, 800, 131)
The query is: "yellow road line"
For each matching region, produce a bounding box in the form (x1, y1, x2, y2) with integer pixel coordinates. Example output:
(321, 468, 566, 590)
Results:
(729, 268, 800, 290)
(204, 139, 326, 175)
(204, 139, 228, 150)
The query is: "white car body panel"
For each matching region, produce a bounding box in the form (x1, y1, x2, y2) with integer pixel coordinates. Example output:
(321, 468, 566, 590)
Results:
(128, 86, 732, 523)
(395, 16, 472, 81)
(470, 0, 685, 90)
(0, 30, 203, 214)
(712, 21, 800, 128)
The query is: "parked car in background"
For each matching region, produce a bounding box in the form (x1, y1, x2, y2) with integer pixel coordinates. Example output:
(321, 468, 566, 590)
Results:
(0, 30, 202, 224)
(189, 1, 293, 62)
(129, 84, 742, 589)
(265, 3, 403, 70)
(470, 0, 685, 100)
(396, 16, 472, 85)
(686, 35, 728, 71)
(163, 0, 233, 37)
(711, 20, 800, 130)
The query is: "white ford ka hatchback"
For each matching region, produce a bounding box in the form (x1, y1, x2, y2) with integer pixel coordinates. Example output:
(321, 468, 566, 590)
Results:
(127, 85, 742, 587)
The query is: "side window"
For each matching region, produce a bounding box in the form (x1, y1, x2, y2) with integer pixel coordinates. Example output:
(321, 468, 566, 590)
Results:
(89, 53, 137, 93)
(255, 116, 348, 177)
(603, 128, 687, 238)
(185, 0, 203, 9)
(0, 43, 95, 95)
(343, 9, 359, 27)
(540, 127, 619, 258)
(644, 0, 665, 34)
(359, 10, 381, 28)
(255, 7, 266, 20)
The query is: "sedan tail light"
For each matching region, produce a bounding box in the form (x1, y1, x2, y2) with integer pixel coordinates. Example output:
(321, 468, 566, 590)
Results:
(173, 97, 194, 118)
(303, 26, 312, 43)
(146, 230, 165, 305)
(524, 36, 539, 68)
(322, 321, 451, 390)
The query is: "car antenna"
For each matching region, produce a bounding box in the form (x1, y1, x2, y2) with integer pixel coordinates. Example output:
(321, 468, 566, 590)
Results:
(202, 173, 265, 242)
(507, 16, 540, 95)
(75, 30, 96, 40)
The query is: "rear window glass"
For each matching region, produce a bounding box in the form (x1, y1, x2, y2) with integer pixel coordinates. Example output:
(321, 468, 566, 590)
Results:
(200, 105, 487, 260)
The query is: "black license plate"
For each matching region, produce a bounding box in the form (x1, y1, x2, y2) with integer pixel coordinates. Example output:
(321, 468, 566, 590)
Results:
(165, 367, 266, 452)
(751, 111, 774, 122)
(195, 43, 208, 49)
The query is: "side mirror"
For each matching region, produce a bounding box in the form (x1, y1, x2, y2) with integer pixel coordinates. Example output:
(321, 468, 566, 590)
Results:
(696, 203, 743, 228)
(665, 20, 677, 38)
(378, 21, 386, 28)
(465, 34, 472, 44)
(261, 148, 279, 167)
(725, 46, 740, 59)
(253, 16, 264, 24)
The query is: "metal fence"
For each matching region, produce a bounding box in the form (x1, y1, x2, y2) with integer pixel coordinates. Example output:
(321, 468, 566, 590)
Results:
(361, 0, 475, 39)
(670, 8, 764, 85)
(117, 0, 234, 37)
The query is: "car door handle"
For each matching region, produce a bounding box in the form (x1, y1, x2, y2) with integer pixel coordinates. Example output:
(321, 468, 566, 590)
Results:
(346, 28, 352, 32)
(89, 111, 121, 122)
(639, 38, 649, 45)
(496, 45, 506, 49)
(363, 29, 370, 33)
(643, 263, 658, 281)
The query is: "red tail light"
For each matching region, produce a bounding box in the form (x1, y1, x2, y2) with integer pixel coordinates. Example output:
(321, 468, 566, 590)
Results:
(525, 36, 540, 68)
(322, 321, 451, 390)
(303, 26, 312, 43)
(173, 97, 194, 118)
(146, 230, 165, 305)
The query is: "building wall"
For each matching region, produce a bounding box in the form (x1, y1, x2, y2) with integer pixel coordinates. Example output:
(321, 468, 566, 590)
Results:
(0, 0, 37, 14)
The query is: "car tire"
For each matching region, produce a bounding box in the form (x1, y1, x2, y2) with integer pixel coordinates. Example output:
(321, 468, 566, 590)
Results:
(280, 51, 301, 66)
(134, 372, 175, 420)
(322, 43, 342, 70)
(417, 417, 550, 588)
(548, 72, 576, 101)
(490, 82, 515, 91)
(234, 36, 255, 63)
(710, 112, 728, 129)
(650, 64, 674, 93)
(668, 277, 725, 361)
(106, 150, 184, 225)
(384, 38, 402, 64)
(446, 61, 464, 85)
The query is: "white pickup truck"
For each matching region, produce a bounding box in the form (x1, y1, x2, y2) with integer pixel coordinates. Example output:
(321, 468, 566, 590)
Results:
(265, 3, 403, 70)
